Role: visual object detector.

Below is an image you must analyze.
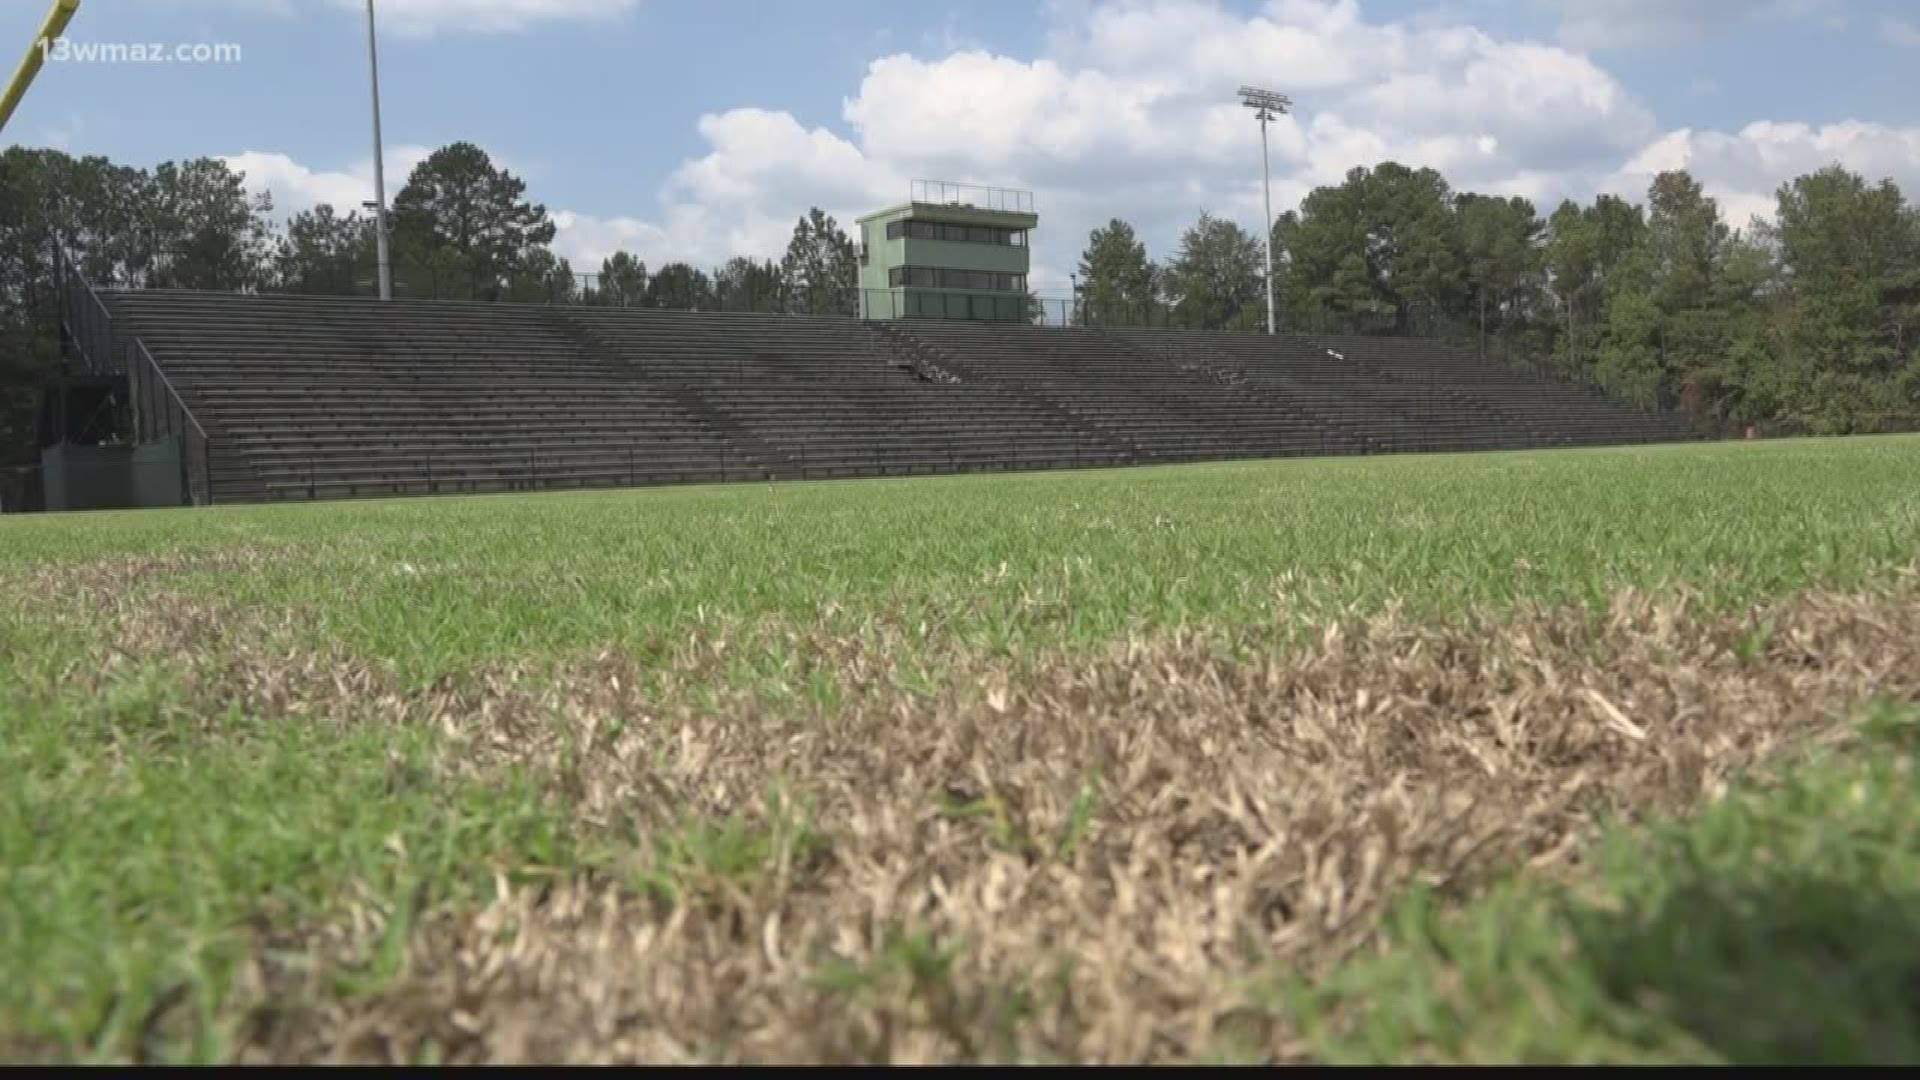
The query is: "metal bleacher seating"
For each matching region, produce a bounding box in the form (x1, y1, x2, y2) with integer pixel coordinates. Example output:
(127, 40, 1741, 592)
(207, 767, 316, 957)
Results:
(99, 289, 1706, 504)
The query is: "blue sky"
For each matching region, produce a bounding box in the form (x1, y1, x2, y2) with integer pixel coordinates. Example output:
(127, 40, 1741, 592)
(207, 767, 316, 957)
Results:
(7, 0, 1919, 292)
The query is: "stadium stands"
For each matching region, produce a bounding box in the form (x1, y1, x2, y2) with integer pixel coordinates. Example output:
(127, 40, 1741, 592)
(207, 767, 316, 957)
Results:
(96, 288, 1707, 504)
(558, 308, 1130, 480)
(107, 291, 745, 502)
(1103, 329, 1698, 453)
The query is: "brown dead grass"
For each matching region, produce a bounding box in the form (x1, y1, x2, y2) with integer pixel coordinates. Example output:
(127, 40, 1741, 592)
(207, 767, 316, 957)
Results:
(11, 553, 1920, 1064)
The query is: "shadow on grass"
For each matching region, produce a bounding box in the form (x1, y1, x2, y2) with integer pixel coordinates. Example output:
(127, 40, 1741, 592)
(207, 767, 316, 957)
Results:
(1568, 703, 1920, 1065)
(1280, 703, 1920, 1066)
(1571, 872, 1920, 1065)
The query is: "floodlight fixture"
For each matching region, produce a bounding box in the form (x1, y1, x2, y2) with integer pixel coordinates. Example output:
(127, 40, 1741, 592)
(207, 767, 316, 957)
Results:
(1238, 85, 1291, 335)
(1238, 85, 1292, 116)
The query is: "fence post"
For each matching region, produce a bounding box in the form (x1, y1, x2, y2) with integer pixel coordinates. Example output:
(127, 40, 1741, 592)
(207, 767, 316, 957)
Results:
(176, 407, 190, 505)
(133, 344, 146, 442)
(127, 346, 139, 441)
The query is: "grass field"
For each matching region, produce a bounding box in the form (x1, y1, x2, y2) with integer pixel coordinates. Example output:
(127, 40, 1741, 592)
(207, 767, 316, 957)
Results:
(4, 434, 1919, 1063)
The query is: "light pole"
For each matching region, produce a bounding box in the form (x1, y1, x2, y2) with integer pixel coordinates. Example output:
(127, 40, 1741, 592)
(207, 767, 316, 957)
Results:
(1238, 85, 1291, 335)
(365, 0, 392, 300)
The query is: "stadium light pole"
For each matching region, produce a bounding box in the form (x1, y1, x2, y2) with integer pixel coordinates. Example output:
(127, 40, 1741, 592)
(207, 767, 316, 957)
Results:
(365, 0, 392, 301)
(1238, 85, 1291, 335)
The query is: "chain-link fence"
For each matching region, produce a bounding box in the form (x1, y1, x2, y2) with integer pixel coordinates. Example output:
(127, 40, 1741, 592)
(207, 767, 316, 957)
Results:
(56, 245, 1581, 348)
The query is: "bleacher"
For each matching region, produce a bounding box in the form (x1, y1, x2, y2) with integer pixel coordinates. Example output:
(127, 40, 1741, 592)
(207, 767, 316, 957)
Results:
(1305, 333, 1700, 447)
(888, 320, 1368, 459)
(557, 308, 1128, 479)
(97, 289, 1708, 505)
(107, 291, 746, 502)
(1105, 330, 1698, 453)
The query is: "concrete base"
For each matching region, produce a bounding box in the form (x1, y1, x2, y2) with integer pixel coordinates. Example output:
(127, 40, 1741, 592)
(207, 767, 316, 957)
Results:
(40, 437, 182, 511)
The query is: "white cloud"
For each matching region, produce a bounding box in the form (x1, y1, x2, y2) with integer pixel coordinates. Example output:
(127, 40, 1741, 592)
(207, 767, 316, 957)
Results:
(1552, 0, 1835, 50)
(230, 0, 1920, 295)
(220, 145, 433, 219)
(205, 0, 1655, 290)
(1884, 16, 1920, 46)
(146, 0, 634, 32)
(37, 114, 85, 151)
(826, 0, 1657, 283)
(549, 109, 900, 271)
(668, 109, 896, 214)
(340, 0, 638, 36)
(1605, 120, 1920, 231)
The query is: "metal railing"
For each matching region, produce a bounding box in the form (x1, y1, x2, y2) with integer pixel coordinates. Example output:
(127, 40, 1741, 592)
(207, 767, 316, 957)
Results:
(858, 287, 1055, 325)
(910, 180, 1035, 214)
(282, 440, 757, 501)
(55, 244, 120, 375)
(264, 434, 1283, 504)
(127, 338, 214, 505)
(857, 290, 1297, 330)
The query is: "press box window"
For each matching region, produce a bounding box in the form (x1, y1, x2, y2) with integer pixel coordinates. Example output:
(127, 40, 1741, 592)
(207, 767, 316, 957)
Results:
(884, 221, 1027, 246)
(888, 266, 1028, 291)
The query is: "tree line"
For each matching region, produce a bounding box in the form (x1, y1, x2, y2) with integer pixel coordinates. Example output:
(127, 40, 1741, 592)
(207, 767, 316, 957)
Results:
(5, 139, 1919, 475)
(1080, 161, 1920, 434)
(0, 141, 866, 311)
(0, 141, 872, 471)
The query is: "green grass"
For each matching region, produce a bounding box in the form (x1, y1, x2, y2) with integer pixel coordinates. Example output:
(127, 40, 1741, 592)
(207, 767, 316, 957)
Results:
(2, 435, 1917, 684)
(1279, 698, 1920, 1065)
(0, 668, 577, 1062)
(3, 434, 1919, 1062)
(633, 788, 828, 909)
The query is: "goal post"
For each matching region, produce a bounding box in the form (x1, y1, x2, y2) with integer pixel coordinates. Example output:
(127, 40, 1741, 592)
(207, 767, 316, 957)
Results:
(0, 1, 84, 133)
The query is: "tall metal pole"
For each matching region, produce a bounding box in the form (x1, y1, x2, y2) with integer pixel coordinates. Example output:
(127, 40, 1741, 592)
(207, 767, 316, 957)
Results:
(1239, 86, 1290, 336)
(1260, 109, 1274, 336)
(366, 0, 392, 301)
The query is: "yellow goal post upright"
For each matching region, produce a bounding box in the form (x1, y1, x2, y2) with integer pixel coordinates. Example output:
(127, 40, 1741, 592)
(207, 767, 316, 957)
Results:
(0, 1, 83, 134)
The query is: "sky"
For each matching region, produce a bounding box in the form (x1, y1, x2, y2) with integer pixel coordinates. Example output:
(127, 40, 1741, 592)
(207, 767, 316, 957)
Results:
(5, 0, 1920, 294)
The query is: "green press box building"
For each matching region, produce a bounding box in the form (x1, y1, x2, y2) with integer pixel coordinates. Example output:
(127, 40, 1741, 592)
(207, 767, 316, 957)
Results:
(857, 181, 1038, 322)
